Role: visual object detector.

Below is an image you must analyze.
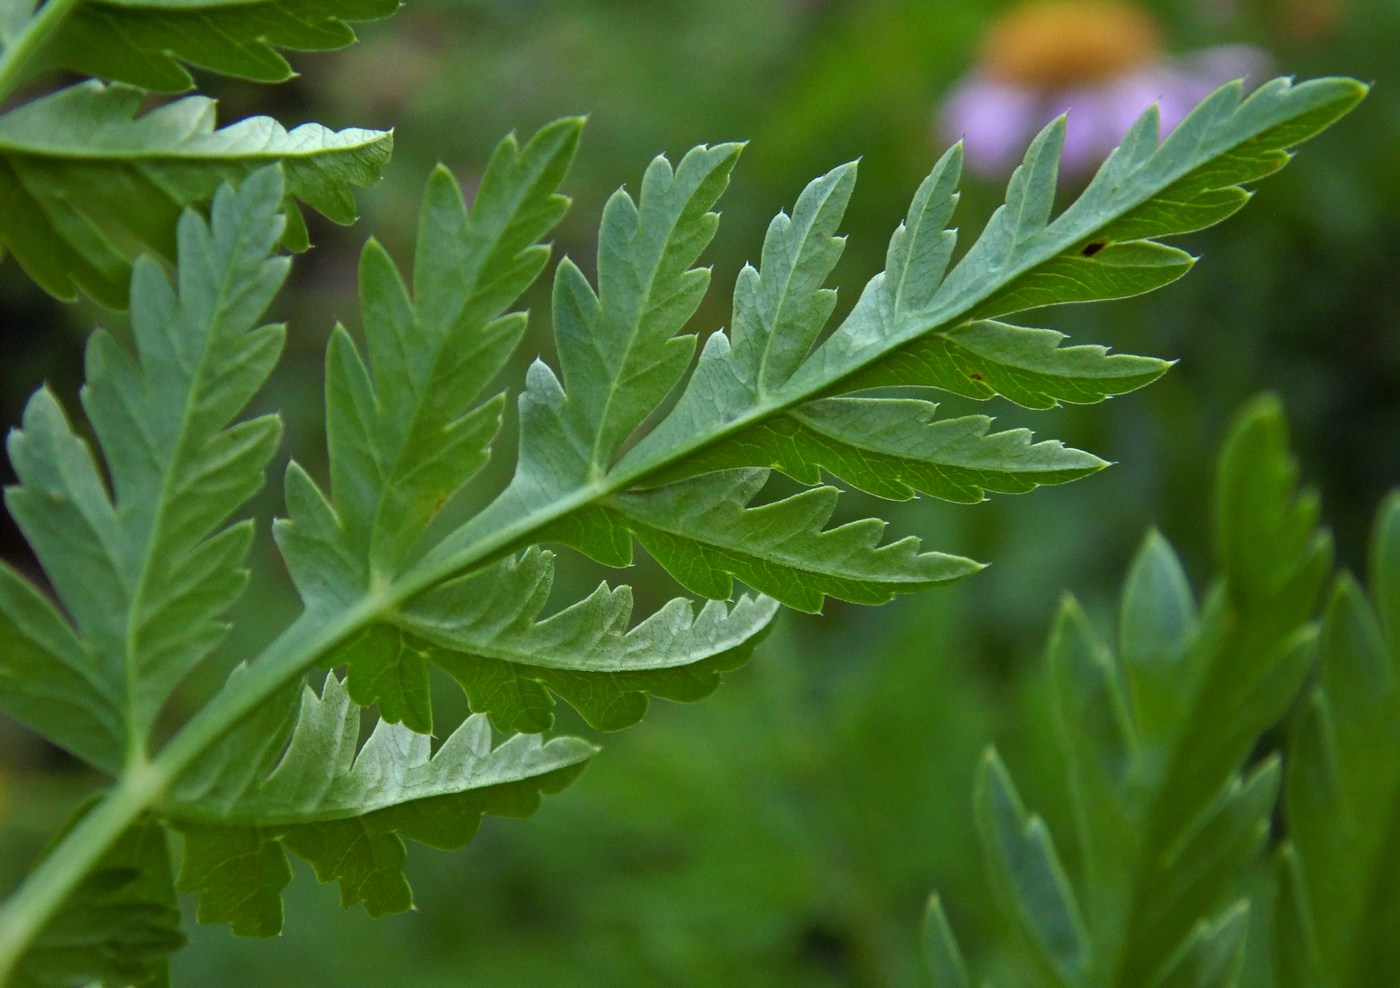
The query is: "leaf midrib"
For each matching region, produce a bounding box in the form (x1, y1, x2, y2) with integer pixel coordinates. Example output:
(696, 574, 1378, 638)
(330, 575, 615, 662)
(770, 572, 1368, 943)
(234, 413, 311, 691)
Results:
(0, 134, 387, 161)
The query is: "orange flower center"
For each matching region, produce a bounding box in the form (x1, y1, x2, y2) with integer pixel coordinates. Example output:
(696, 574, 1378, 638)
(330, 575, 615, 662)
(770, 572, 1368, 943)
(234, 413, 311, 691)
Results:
(981, 1, 1163, 89)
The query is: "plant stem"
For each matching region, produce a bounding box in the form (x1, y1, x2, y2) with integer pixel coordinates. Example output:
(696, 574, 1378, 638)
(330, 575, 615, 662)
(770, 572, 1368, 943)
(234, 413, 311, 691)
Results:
(0, 0, 82, 105)
(0, 760, 164, 983)
(0, 597, 382, 976)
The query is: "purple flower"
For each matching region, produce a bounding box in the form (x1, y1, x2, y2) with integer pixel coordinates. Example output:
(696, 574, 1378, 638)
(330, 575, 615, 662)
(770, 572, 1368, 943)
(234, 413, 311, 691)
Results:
(939, 1, 1271, 179)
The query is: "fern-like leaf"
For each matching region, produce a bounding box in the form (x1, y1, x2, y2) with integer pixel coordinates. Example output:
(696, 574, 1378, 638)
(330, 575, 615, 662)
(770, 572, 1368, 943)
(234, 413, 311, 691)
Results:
(0, 82, 390, 306)
(932, 396, 1331, 987)
(619, 77, 1360, 483)
(167, 674, 594, 936)
(275, 121, 780, 733)
(0, 77, 1364, 979)
(30, 0, 399, 92)
(403, 78, 1357, 734)
(1276, 495, 1400, 987)
(0, 167, 289, 769)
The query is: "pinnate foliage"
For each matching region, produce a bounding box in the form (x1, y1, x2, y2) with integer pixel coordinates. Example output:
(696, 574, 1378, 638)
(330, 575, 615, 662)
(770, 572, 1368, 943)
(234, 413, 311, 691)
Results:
(929, 397, 1331, 988)
(0, 82, 391, 307)
(0, 65, 1366, 985)
(33, 0, 398, 92)
(0, 0, 394, 306)
(1276, 494, 1400, 987)
(929, 399, 1400, 988)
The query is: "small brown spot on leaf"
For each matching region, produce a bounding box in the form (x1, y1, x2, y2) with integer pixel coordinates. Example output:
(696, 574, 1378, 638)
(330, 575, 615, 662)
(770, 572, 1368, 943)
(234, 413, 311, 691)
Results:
(968, 372, 985, 382)
(1082, 241, 1106, 257)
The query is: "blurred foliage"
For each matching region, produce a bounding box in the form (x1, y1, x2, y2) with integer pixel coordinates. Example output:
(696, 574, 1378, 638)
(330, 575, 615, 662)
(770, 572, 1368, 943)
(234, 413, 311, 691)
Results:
(1, 0, 1396, 984)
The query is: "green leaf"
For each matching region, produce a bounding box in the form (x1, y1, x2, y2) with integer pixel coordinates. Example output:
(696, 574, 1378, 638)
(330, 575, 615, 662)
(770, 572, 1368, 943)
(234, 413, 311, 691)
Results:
(1128, 760, 1277, 978)
(550, 469, 982, 613)
(0, 81, 390, 306)
(1278, 496, 1400, 987)
(0, 76, 1367, 981)
(1081, 401, 1326, 988)
(941, 395, 1331, 988)
(1215, 395, 1331, 608)
(726, 161, 855, 393)
(274, 121, 723, 730)
(844, 319, 1171, 410)
(655, 397, 1106, 502)
(1100, 400, 1323, 986)
(168, 674, 595, 935)
(391, 547, 780, 734)
(559, 141, 741, 477)
(0, 561, 120, 772)
(422, 80, 1359, 642)
(975, 749, 1091, 988)
(316, 548, 778, 735)
(1, 167, 288, 765)
(1149, 904, 1249, 988)
(1047, 594, 1137, 898)
(34, 0, 399, 92)
(278, 119, 581, 608)
(13, 815, 183, 988)
(506, 141, 741, 502)
(923, 894, 973, 988)
(620, 78, 1362, 478)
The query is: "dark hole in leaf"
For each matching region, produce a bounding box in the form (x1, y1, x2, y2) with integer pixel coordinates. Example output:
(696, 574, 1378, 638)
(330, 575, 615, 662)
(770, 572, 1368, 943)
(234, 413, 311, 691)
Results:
(1082, 241, 1107, 257)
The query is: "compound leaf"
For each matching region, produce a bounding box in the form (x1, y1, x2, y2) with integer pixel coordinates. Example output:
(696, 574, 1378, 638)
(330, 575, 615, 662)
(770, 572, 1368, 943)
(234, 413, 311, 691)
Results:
(0, 82, 390, 306)
(936, 395, 1330, 988)
(0, 76, 1365, 979)
(1277, 495, 1400, 987)
(32, 0, 399, 92)
(622, 78, 1362, 479)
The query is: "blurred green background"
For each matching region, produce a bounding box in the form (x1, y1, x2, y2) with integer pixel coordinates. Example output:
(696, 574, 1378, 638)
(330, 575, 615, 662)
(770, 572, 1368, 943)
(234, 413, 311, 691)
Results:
(0, 0, 1396, 984)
